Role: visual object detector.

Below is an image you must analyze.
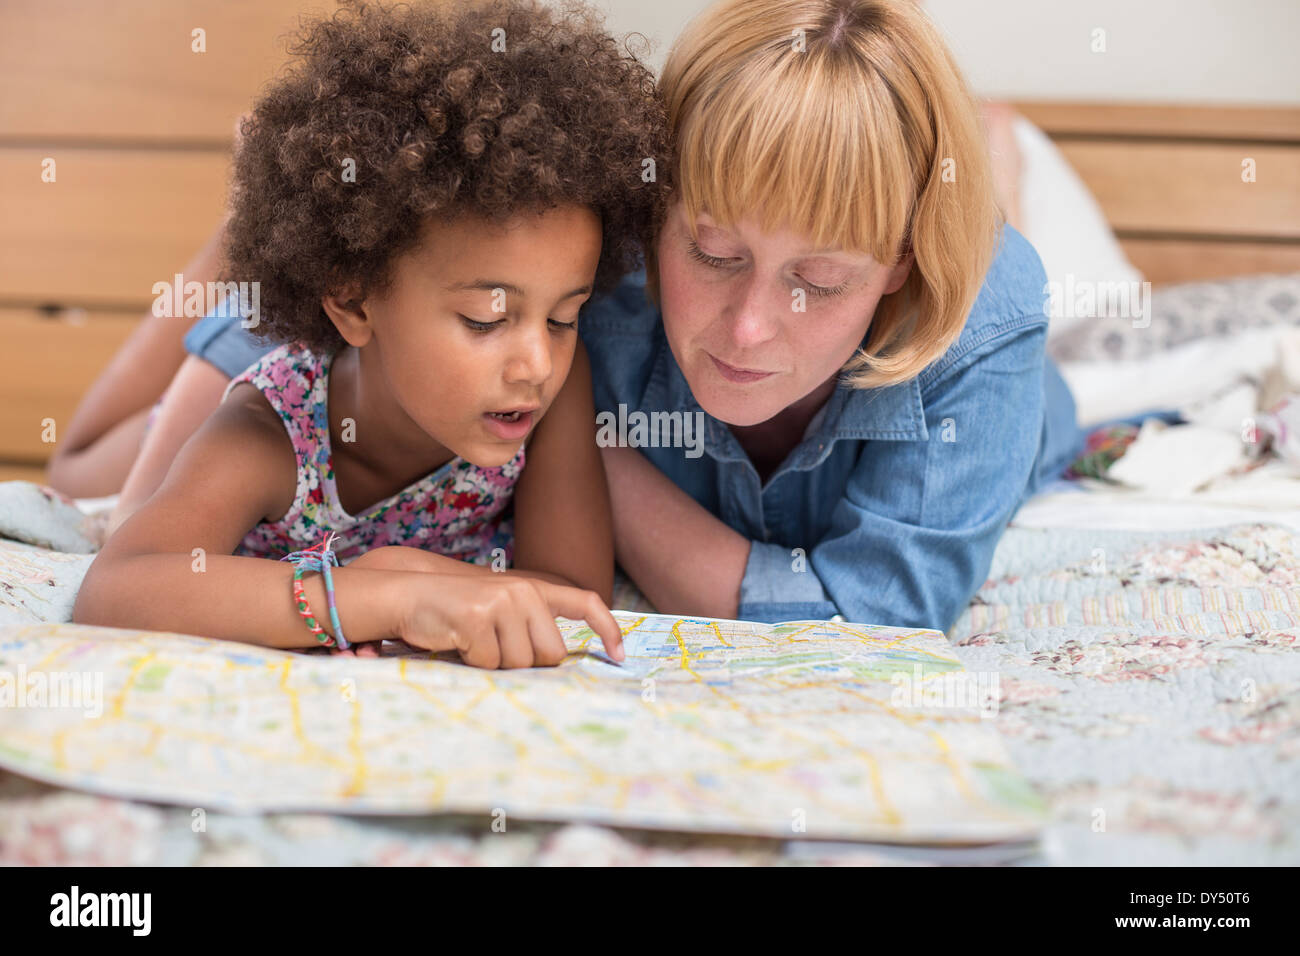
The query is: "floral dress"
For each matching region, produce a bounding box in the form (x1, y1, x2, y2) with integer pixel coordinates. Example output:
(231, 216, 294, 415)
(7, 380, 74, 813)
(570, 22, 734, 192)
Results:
(223, 344, 523, 566)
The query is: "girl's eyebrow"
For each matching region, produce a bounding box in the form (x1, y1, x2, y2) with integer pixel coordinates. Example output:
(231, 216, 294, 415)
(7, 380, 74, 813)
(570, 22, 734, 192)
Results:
(445, 279, 592, 300)
(445, 279, 526, 296)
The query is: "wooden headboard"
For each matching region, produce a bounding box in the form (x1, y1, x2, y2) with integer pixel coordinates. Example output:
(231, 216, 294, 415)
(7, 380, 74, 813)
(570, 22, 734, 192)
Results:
(0, 64, 1296, 482)
(1011, 100, 1300, 285)
(0, 0, 338, 483)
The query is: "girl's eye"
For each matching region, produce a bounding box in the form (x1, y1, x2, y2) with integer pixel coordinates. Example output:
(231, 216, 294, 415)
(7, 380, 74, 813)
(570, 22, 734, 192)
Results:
(686, 238, 737, 268)
(459, 315, 504, 332)
(548, 318, 577, 331)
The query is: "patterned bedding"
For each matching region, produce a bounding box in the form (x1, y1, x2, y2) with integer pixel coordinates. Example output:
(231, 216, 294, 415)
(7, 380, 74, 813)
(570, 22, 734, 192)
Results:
(0, 480, 1295, 865)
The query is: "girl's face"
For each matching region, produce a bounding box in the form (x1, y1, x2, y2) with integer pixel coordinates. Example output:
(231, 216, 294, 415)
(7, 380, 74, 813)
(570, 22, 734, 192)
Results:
(331, 205, 602, 468)
(655, 201, 913, 427)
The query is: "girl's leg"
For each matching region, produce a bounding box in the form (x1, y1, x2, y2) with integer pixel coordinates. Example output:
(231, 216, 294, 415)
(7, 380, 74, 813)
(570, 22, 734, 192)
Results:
(44, 216, 230, 498)
(106, 355, 231, 536)
(45, 408, 153, 498)
(45, 117, 247, 498)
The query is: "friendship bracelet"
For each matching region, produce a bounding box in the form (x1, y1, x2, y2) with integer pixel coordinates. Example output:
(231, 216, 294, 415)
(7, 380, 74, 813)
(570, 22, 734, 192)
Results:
(318, 538, 349, 649)
(291, 567, 333, 646)
(281, 532, 351, 650)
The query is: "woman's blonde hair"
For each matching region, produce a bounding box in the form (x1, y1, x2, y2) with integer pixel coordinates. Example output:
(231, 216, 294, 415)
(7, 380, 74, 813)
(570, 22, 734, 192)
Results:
(653, 0, 1002, 389)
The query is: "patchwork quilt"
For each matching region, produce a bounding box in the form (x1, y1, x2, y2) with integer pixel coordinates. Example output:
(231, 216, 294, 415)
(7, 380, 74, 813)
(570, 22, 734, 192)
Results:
(0, 482, 1296, 864)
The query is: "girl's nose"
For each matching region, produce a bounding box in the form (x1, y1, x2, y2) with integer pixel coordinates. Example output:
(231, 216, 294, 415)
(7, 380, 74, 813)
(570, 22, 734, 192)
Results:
(503, 323, 553, 385)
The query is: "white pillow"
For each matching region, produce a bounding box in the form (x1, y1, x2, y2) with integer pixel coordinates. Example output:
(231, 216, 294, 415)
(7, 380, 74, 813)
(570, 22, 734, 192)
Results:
(1057, 325, 1284, 427)
(1012, 116, 1145, 339)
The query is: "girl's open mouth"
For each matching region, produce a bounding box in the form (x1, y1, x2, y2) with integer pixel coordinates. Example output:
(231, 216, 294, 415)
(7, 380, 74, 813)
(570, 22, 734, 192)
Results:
(482, 409, 535, 440)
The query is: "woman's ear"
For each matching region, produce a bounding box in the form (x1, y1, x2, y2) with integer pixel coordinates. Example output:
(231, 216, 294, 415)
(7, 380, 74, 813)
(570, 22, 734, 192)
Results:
(882, 250, 915, 295)
(321, 281, 374, 347)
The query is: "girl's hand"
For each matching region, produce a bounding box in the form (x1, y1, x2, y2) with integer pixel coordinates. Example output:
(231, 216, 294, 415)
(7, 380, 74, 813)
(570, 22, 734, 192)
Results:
(396, 572, 625, 669)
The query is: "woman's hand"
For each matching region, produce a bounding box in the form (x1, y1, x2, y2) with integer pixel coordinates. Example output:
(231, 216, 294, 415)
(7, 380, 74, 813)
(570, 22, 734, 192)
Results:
(394, 571, 625, 669)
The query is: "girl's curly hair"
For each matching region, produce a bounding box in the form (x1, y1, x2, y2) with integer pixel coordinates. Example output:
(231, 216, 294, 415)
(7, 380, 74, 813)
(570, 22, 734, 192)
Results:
(223, 0, 668, 351)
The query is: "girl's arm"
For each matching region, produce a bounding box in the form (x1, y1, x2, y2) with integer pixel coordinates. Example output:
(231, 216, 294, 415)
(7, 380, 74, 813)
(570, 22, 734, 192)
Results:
(74, 383, 402, 646)
(599, 444, 749, 619)
(508, 340, 615, 604)
(74, 383, 624, 664)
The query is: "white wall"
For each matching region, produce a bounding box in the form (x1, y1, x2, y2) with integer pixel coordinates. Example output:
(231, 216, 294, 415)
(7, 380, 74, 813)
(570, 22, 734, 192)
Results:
(925, 0, 1300, 105)
(578, 0, 1300, 105)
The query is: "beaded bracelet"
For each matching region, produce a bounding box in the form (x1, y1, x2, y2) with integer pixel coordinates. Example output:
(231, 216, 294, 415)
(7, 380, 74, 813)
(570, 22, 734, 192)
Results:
(281, 532, 351, 650)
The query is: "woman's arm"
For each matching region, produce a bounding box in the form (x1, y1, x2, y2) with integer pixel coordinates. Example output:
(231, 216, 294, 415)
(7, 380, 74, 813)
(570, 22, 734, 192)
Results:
(601, 326, 1052, 632)
(599, 444, 750, 619)
(510, 340, 616, 603)
(45, 217, 230, 497)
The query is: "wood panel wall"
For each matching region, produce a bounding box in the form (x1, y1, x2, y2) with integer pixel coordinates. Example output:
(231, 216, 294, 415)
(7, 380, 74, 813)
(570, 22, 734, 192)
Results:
(1013, 100, 1300, 285)
(1, 7, 1296, 483)
(0, 0, 336, 481)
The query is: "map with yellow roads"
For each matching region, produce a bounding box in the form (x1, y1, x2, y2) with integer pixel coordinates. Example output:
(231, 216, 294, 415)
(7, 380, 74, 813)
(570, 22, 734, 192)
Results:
(0, 613, 1044, 843)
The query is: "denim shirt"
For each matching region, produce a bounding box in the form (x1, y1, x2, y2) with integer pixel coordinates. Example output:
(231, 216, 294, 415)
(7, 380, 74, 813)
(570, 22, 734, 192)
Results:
(579, 225, 1082, 633)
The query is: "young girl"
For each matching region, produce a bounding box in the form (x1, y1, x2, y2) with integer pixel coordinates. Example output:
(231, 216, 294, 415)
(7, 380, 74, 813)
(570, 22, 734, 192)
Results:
(73, 0, 667, 666)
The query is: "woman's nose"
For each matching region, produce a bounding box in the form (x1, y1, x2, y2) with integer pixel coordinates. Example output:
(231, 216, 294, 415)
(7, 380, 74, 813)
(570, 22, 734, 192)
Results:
(727, 276, 782, 349)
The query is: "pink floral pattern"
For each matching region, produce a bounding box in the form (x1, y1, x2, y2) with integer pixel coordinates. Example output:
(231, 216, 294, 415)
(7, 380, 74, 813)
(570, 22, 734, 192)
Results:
(225, 344, 523, 566)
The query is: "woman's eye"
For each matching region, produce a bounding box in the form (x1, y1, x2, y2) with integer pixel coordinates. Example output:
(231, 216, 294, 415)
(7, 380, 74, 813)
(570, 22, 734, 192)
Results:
(459, 315, 504, 332)
(803, 280, 850, 298)
(548, 318, 577, 331)
(686, 238, 736, 268)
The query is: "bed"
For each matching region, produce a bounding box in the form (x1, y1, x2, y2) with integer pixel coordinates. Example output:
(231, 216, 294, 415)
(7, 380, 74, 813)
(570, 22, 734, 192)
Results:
(2, 100, 1298, 865)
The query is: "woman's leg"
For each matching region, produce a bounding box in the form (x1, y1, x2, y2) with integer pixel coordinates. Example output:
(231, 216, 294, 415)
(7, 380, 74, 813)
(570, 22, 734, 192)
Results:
(1026, 355, 1085, 500)
(981, 100, 1024, 232)
(106, 356, 231, 536)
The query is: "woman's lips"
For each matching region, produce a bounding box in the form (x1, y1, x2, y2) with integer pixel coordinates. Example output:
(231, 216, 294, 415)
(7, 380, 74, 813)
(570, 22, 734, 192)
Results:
(709, 353, 776, 384)
(482, 409, 535, 440)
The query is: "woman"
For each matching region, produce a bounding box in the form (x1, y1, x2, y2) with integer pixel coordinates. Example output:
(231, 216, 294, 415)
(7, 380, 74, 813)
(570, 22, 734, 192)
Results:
(57, 0, 1083, 634)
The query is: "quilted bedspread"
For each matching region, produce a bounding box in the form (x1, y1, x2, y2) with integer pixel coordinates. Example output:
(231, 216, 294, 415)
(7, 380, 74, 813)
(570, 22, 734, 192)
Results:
(0, 480, 1296, 865)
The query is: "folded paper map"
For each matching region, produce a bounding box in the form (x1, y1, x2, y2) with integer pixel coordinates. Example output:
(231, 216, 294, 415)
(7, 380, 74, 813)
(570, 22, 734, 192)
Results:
(0, 613, 1044, 843)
